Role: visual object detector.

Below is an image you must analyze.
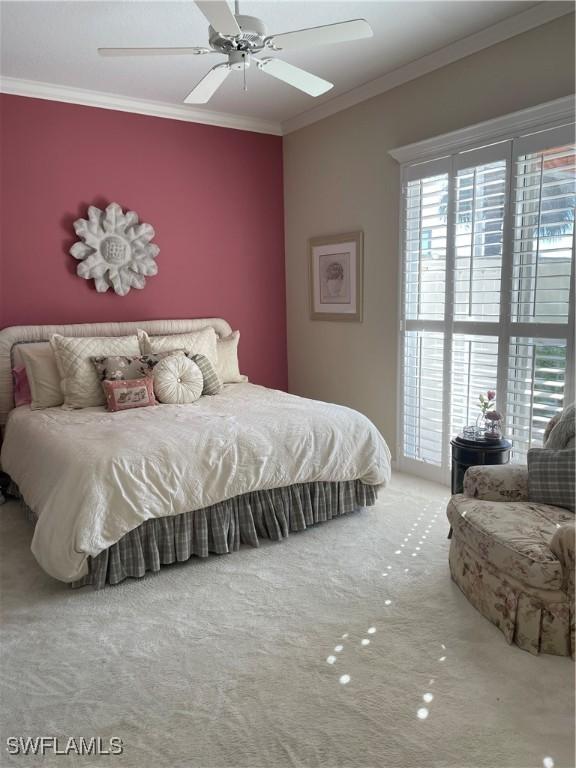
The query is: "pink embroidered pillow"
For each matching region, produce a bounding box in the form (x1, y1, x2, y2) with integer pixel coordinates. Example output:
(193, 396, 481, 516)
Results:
(102, 378, 156, 412)
(12, 366, 32, 407)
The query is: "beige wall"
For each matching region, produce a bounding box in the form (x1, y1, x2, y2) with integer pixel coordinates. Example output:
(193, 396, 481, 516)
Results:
(283, 15, 575, 458)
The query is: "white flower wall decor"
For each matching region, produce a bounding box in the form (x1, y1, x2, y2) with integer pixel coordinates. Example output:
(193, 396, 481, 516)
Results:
(70, 202, 159, 296)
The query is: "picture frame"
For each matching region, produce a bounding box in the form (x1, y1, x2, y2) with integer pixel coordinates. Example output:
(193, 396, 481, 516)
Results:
(309, 231, 363, 321)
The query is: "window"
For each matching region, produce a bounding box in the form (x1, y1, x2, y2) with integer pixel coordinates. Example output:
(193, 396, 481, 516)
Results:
(399, 121, 575, 483)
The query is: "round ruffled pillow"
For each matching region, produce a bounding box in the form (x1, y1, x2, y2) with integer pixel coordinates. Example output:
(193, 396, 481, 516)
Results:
(153, 354, 203, 404)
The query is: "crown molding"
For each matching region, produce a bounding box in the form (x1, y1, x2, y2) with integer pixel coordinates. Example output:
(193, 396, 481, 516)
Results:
(389, 94, 575, 165)
(281, 2, 574, 135)
(0, 3, 572, 138)
(0, 76, 283, 136)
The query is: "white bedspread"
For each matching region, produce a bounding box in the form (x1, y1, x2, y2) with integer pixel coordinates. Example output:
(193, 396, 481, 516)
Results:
(1, 384, 391, 582)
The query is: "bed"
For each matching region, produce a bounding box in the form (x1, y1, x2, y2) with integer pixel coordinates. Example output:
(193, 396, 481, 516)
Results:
(0, 319, 391, 588)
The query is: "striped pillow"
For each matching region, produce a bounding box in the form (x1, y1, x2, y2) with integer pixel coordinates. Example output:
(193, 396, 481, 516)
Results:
(187, 353, 222, 395)
(527, 448, 575, 512)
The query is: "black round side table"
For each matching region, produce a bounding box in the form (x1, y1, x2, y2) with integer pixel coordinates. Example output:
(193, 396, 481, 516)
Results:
(448, 435, 512, 540)
(450, 435, 512, 495)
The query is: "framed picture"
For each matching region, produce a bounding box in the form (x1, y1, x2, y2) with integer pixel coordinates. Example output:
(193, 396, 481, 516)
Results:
(309, 231, 363, 321)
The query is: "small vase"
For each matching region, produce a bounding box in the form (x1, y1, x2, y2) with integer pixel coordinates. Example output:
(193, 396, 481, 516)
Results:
(475, 412, 485, 439)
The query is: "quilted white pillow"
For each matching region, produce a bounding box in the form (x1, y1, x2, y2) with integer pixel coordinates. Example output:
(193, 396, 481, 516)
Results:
(51, 334, 140, 409)
(216, 331, 248, 384)
(153, 355, 203, 404)
(138, 327, 218, 367)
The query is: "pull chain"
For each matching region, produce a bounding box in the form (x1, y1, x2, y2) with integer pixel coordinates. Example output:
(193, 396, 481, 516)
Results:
(243, 54, 247, 91)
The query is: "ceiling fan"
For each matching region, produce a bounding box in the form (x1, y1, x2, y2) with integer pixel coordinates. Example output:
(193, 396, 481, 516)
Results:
(98, 0, 373, 104)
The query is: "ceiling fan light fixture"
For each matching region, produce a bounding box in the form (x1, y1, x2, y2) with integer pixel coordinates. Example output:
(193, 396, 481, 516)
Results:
(208, 15, 267, 54)
(228, 50, 251, 71)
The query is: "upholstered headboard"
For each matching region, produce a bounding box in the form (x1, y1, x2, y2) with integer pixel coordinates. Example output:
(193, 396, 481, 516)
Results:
(0, 318, 233, 426)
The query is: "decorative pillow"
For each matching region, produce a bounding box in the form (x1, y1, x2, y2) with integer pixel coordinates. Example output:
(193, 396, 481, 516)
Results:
(153, 355, 204, 404)
(216, 331, 247, 384)
(12, 341, 45, 366)
(12, 367, 32, 407)
(92, 351, 184, 382)
(528, 448, 575, 512)
(187, 353, 222, 395)
(545, 404, 575, 450)
(102, 378, 157, 412)
(138, 327, 218, 367)
(18, 343, 64, 409)
(50, 334, 140, 409)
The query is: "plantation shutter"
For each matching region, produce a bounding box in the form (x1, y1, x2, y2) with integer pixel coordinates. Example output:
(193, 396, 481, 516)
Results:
(506, 337, 568, 459)
(449, 144, 511, 453)
(400, 160, 450, 476)
(453, 153, 508, 322)
(505, 124, 575, 461)
(511, 127, 574, 324)
(451, 334, 499, 433)
(399, 120, 575, 483)
(403, 331, 444, 465)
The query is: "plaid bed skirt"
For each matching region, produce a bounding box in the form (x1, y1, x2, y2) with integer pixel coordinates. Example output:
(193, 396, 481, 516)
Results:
(11, 480, 378, 589)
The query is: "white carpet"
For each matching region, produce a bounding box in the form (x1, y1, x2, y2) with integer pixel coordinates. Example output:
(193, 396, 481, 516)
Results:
(1, 473, 573, 768)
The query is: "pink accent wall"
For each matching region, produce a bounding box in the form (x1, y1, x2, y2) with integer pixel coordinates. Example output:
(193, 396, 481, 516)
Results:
(0, 94, 287, 389)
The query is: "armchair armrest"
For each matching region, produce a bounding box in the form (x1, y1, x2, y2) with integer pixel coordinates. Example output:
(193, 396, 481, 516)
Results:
(550, 523, 575, 597)
(463, 465, 529, 502)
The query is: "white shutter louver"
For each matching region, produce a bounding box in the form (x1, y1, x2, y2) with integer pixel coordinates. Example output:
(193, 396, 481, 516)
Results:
(403, 331, 444, 465)
(404, 174, 448, 321)
(512, 144, 575, 323)
(451, 334, 499, 433)
(454, 160, 507, 321)
(506, 337, 568, 461)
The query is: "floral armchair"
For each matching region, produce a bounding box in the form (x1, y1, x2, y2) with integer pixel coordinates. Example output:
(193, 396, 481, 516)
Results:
(446, 408, 575, 657)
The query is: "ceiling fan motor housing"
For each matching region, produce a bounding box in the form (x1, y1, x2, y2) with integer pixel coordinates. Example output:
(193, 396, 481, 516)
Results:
(208, 15, 267, 53)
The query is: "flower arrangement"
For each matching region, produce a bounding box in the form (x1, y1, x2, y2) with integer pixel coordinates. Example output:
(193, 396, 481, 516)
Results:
(470, 390, 503, 439)
(478, 390, 496, 417)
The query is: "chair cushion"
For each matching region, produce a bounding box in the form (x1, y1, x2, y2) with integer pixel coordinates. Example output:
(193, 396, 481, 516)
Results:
(544, 403, 575, 450)
(447, 495, 574, 590)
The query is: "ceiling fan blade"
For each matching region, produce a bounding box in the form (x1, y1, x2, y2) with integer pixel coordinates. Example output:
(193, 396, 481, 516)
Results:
(98, 47, 212, 56)
(195, 1, 241, 36)
(184, 64, 230, 103)
(257, 59, 333, 97)
(265, 19, 372, 51)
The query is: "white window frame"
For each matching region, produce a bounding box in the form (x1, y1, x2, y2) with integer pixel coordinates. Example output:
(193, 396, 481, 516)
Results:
(391, 96, 575, 485)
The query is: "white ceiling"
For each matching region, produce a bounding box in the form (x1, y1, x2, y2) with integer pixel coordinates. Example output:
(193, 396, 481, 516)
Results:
(0, 1, 569, 129)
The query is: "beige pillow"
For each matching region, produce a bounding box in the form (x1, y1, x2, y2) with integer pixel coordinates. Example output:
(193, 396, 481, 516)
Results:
(51, 334, 140, 409)
(216, 331, 247, 384)
(12, 341, 51, 368)
(153, 355, 204, 404)
(138, 327, 218, 367)
(18, 344, 64, 409)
